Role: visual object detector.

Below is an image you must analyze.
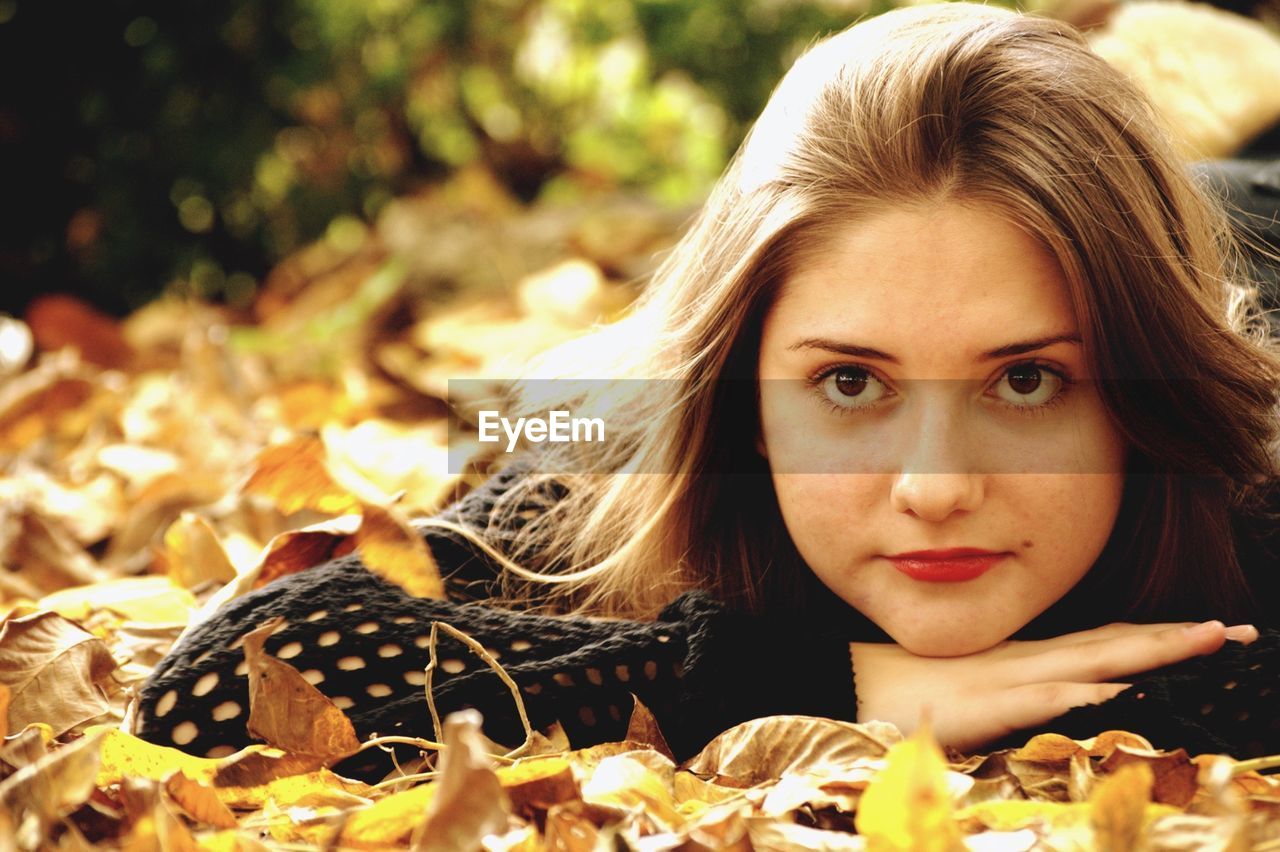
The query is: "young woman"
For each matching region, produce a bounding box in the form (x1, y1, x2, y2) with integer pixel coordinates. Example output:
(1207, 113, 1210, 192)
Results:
(136, 3, 1280, 779)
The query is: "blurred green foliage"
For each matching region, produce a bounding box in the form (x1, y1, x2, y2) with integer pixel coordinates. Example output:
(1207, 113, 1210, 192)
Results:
(2, 0, 955, 313)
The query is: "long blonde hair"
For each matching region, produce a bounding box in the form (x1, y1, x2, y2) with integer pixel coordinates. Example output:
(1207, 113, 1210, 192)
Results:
(424, 3, 1280, 622)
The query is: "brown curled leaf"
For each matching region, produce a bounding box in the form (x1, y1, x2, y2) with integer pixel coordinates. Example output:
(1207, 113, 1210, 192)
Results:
(242, 617, 361, 764)
(163, 770, 239, 829)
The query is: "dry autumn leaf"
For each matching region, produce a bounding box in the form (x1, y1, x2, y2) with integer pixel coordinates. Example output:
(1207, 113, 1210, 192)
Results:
(1090, 761, 1156, 852)
(0, 728, 106, 828)
(356, 501, 445, 599)
(252, 516, 361, 589)
(1, 161, 1278, 849)
(241, 617, 362, 764)
(0, 351, 100, 455)
(0, 507, 110, 598)
(38, 577, 195, 625)
(242, 435, 361, 517)
(24, 294, 135, 370)
(119, 775, 204, 852)
(685, 715, 902, 788)
(497, 756, 579, 820)
(160, 512, 237, 589)
(1099, 742, 1199, 808)
(322, 419, 460, 515)
(338, 778, 438, 846)
(580, 752, 683, 832)
(95, 725, 221, 787)
(412, 709, 512, 851)
(0, 611, 118, 736)
(163, 770, 239, 829)
(0, 721, 55, 770)
(624, 694, 674, 762)
(854, 725, 966, 852)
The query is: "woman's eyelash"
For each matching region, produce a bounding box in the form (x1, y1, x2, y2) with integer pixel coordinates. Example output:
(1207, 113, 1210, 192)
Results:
(994, 361, 1075, 416)
(804, 365, 888, 418)
(805, 361, 1075, 417)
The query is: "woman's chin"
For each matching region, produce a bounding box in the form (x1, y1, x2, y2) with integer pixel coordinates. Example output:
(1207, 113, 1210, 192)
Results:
(890, 626, 1011, 658)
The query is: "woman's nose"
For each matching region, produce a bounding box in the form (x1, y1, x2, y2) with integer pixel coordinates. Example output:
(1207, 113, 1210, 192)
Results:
(888, 399, 984, 521)
(889, 471, 984, 521)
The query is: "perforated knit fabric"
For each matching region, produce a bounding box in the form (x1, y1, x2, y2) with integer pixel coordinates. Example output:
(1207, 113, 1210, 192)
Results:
(136, 460, 1280, 778)
(135, 554, 857, 780)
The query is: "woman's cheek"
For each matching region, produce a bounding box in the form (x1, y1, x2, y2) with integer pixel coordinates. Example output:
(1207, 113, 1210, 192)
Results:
(771, 472, 878, 562)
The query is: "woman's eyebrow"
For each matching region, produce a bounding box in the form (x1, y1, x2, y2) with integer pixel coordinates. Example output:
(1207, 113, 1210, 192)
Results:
(786, 333, 1082, 364)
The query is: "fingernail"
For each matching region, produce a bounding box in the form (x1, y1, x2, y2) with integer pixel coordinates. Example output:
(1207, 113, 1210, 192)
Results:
(1185, 620, 1223, 637)
(1224, 624, 1258, 643)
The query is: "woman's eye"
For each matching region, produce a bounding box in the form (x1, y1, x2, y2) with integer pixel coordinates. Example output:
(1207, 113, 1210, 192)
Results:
(819, 367, 886, 409)
(992, 363, 1063, 407)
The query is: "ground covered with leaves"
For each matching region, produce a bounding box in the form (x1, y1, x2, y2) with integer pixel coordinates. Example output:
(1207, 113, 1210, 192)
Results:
(3, 170, 1280, 849)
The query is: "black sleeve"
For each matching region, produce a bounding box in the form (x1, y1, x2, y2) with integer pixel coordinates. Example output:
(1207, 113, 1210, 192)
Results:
(134, 558, 857, 780)
(990, 630, 1280, 758)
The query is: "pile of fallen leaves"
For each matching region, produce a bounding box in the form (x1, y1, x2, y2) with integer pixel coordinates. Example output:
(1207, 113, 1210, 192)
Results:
(2, 176, 1280, 849)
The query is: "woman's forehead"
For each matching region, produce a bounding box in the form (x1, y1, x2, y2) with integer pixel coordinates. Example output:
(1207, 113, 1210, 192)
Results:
(764, 202, 1082, 363)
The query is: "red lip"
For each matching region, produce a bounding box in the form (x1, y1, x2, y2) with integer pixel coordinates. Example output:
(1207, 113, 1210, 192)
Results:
(885, 548, 1007, 582)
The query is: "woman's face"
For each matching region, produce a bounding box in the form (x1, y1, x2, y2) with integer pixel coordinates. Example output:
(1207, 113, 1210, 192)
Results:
(756, 201, 1127, 657)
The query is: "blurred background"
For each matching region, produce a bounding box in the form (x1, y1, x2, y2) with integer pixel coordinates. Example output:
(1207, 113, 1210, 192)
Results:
(0, 0, 893, 317)
(3, 0, 1276, 322)
(0, 0, 1278, 686)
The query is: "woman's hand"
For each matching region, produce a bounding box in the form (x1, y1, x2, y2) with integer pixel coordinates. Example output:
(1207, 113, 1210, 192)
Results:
(850, 620, 1259, 752)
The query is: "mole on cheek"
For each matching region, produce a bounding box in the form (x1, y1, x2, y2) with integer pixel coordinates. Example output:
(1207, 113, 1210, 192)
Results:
(1021, 540, 1033, 549)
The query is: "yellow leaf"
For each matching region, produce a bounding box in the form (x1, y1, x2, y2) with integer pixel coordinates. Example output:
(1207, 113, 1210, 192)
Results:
(242, 436, 360, 517)
(1091, 762, 1154, 852)
(216, 765, 372, 810)
(94, 726, 222, 787)
(339, 782, 437, 847)
(259, 798, 347, 845)
(161, 513, 237, 589)
(193, 830, 241, 852)
(954, 797, 1179, 836)
(956, 799, 1090, 832)
(497, 756, 579, 819)
(854, 726, 965, 852)
(356, 502, 444, 598)
(581, 754, 682, 831)
(38, 576, 195, 624)
(93, 726, 371, 810)
(322, 420, 458, 515)
(211, 747, 325, 787)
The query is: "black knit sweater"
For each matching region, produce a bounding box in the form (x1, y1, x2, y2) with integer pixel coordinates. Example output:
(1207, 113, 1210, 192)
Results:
(135, 463, 1280, 779)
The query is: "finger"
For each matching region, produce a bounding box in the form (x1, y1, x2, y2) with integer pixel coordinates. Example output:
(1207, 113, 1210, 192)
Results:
(996, 620, 1200, 657)
(1010, 621, 1227, 684)
(993, 681, 1132, 735)
(1224, 624, 1258, 644)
